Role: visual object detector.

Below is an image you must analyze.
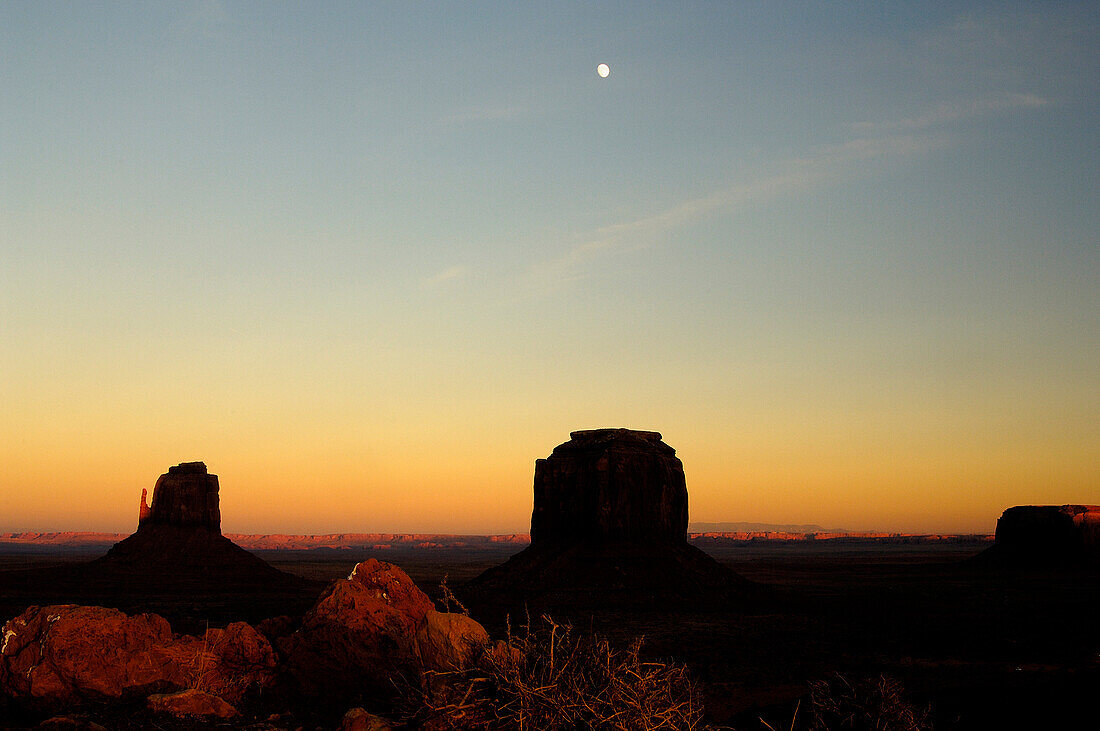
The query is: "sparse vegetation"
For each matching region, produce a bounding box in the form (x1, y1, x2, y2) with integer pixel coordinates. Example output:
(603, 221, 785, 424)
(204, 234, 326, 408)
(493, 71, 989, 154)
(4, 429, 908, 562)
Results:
(804, 673, 931, 731)
(401, 613, 705, 730)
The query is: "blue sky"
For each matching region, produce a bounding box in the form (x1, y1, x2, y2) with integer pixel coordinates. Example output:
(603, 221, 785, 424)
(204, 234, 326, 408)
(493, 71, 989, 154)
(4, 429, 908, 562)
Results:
(2, 2, 1097, 533)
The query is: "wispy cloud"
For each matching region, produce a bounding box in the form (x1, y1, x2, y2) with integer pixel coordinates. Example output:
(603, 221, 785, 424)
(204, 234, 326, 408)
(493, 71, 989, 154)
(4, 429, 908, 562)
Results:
(524, 133, 945, 292)
(422, 265, 470, 288)
(850, 92, 1048, 134)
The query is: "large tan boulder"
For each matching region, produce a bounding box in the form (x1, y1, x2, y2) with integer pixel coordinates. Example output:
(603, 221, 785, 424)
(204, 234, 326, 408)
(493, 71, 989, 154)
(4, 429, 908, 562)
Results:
(415, 610, 490, 671)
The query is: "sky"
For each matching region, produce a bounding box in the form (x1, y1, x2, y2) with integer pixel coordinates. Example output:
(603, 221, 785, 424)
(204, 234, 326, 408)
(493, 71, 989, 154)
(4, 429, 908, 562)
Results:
(2, 2, 1097, 535)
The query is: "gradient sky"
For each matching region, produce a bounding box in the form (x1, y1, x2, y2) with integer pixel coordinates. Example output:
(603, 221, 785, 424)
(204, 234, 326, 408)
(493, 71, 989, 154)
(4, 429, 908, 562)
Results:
(2, 2, 1097, 535)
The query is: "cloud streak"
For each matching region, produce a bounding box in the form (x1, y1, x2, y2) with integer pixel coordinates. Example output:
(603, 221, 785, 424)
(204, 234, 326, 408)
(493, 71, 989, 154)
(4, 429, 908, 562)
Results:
(850, 92, 1048, 134)
(422, 265, 469, 288)
(525, 133, 946, 291)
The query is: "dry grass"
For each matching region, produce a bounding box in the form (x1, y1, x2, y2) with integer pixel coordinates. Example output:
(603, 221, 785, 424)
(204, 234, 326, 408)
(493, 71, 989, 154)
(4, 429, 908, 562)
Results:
(401, 613, 705, 730)
(804, 674, 931, 731)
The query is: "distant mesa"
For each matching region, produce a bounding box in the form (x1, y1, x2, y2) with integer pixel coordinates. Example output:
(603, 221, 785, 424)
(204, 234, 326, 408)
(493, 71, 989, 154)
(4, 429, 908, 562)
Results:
(976, 504, 1100, 567)
(465, 428, 748, 607)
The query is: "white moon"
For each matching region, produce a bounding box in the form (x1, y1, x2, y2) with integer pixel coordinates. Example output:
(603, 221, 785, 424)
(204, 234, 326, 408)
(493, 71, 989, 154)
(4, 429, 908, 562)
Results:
(596, 63, 610, 78)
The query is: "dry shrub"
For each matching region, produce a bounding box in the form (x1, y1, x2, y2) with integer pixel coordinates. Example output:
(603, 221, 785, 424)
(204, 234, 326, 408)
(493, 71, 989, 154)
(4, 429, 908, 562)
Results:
(402, 614, 705, 730)
(806, 674, 931, 731)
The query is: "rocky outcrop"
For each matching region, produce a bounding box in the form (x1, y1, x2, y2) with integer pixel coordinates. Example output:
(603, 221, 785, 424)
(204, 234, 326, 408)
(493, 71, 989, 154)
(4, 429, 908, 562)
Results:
(0, 605, 275, 710)
(138, 489, 151, 523)
(465, 429, 748, 608)
(977, 505, 1100, 566)
(282, 559, 486, 701)
(532, 429, 688, 545)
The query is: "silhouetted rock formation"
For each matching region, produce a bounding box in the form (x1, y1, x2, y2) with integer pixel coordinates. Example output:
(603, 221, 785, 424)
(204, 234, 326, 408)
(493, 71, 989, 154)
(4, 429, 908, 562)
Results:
(465, 429, 747, 607)
(532, 429, 687, 545)
(94, 462, 290, 584)
(140, 462, 220, 530)
(976, 505, 1100, 567)
(0, 463, 323, 627)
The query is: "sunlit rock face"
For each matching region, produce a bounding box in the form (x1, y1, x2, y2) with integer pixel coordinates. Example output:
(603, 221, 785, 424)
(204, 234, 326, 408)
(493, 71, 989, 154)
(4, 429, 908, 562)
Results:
(531, 429, 688, 546)
(0, 604, 275, 710)
(465, 429, 748, 607)
(140, 461, 221, 532)
(992, 505, 1100, 564)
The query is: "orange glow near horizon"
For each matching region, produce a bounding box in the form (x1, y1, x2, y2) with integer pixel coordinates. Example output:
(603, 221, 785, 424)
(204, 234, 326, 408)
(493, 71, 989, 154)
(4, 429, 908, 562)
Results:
(2, 395, 1095, 535)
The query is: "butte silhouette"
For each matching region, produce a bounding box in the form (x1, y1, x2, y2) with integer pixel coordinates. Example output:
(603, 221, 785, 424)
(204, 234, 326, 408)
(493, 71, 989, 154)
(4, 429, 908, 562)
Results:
(0, 462, 321, 627)
(465, 429, 747, 607)
(975, 504, 1100, 568)
(90, 462, 297, 586)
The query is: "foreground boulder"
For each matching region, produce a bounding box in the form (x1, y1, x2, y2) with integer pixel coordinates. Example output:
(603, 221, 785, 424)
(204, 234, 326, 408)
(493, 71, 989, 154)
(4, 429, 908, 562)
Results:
(466, 429, 748, 607)
(282, 559, 486, 700)
(977, 505, 1100, 567)
(415, 610, 490, 672)
(0, 605, 275, 709)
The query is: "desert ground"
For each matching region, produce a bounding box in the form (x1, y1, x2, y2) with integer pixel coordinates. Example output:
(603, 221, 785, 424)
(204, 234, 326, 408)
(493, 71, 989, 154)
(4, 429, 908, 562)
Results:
(2, 537, 1096, 729)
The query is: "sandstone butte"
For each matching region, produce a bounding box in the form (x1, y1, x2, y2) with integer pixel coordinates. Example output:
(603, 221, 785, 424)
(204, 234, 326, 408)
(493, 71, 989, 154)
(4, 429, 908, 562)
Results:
(82, 462, 312, 593)
(465, 428, 748, 606)
(975, 504, 1100, 567)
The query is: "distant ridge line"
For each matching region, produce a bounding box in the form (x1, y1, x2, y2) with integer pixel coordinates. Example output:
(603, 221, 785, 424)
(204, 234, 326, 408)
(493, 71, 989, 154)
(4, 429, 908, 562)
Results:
(0, 530, 993, 550)
(690, 521, 837, 534)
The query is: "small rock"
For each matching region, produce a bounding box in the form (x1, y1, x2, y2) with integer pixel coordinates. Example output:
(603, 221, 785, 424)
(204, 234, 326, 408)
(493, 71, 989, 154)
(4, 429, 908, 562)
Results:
(338, 707, 395, 731)
(37, 717, 107, 730)
(147, 688, 238, 719)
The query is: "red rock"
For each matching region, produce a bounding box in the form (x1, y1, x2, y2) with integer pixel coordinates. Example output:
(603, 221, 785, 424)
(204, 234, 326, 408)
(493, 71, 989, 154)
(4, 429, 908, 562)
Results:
(255, 615, 298, 643)
(282, 560, 434, 698)
(36, 716, 107, 730)
(0, 605, 177, 705)
(338, 707, 396, 731)
(348, 558, 435, 622)
(985, 504, 1100, 565)
(0, 605, 275, 710)
(138, 488, 151, 524)
(414, 610, 490, 672)
(147, 689, 238, 719)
